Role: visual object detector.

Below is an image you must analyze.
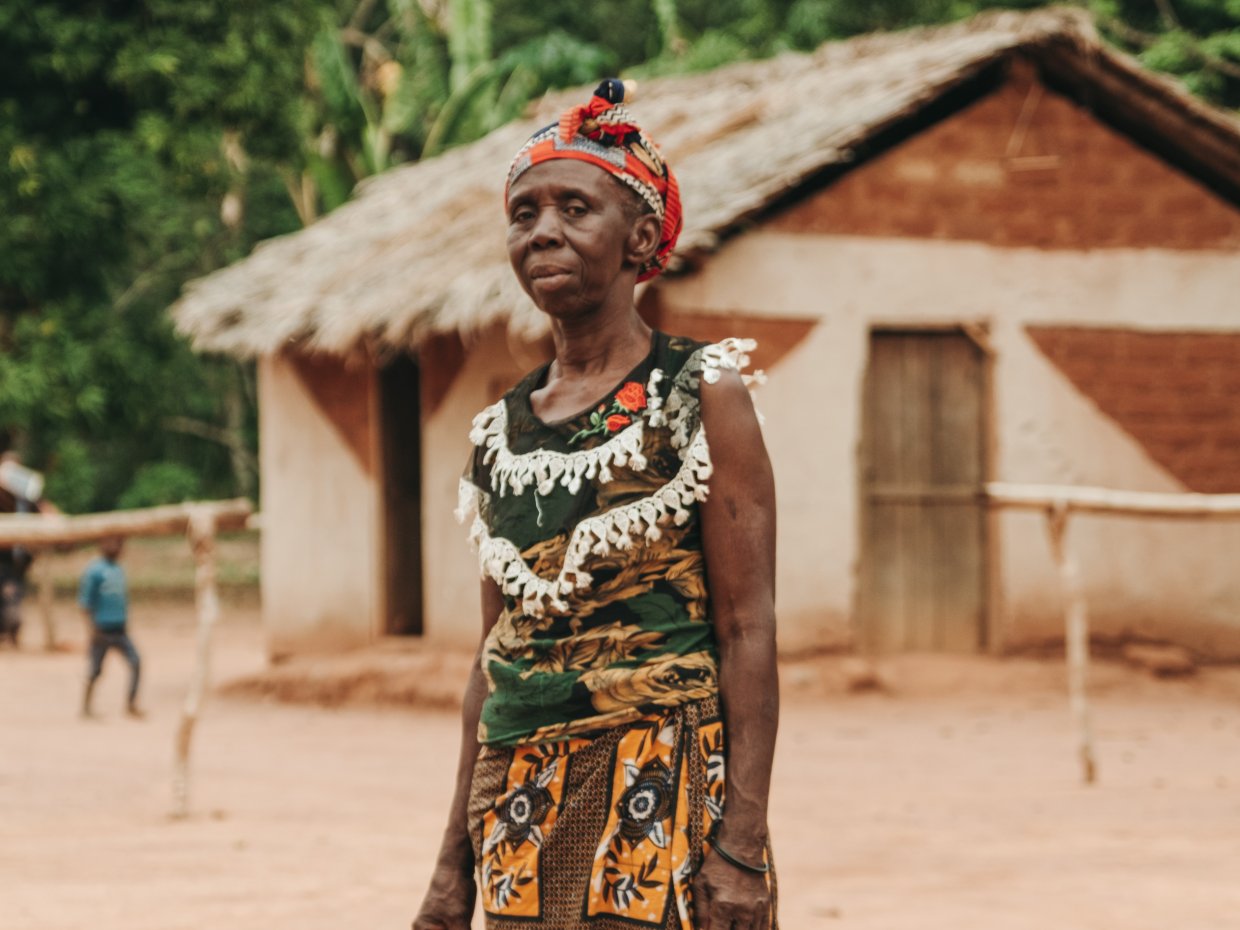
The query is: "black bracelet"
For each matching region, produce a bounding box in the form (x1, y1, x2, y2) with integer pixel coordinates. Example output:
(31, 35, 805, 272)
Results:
(706, 821, 770, 875)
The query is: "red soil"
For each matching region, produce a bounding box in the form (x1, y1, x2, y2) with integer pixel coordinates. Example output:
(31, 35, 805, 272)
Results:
(4, 602, 1239, 929)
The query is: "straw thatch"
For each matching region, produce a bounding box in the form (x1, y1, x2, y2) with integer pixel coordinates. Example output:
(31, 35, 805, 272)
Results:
(171, 8, 1240, 358)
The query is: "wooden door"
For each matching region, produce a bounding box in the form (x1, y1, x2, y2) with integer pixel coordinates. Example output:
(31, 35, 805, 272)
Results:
(857, 329, 988, 652)
(379, 354, 423, 636)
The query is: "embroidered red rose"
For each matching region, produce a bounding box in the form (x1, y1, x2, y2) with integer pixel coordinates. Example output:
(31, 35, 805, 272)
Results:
(567, 383, 646, 445)
(615, 381, 647, 412)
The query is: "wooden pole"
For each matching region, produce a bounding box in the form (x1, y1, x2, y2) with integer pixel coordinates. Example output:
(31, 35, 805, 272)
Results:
(1043, 503, 1097, 785)
(172, 507, 221, 819)
(31, 553, 57, 651)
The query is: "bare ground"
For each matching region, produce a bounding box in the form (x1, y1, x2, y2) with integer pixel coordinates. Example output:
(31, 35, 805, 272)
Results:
(3, 601, 1240, 930)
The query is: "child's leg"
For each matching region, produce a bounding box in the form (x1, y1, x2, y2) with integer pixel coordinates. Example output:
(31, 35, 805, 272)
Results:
(82, 635, 108, 716)
(120, 634, 141, 710)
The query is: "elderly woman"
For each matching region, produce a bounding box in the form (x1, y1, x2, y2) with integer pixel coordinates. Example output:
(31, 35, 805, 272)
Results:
(413, 80, 778, 930)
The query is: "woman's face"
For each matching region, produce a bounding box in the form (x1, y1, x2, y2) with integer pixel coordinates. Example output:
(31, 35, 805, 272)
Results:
(506, 159, 651, 320)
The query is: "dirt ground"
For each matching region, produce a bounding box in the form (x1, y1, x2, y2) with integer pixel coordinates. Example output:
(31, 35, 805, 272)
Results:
(4, 601, 1240, 930)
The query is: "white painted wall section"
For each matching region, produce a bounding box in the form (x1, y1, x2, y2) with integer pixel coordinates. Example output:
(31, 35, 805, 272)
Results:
(258, 355, 381, 655)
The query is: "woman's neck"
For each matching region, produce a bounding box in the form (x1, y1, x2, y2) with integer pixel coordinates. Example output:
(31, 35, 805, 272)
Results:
(548, 309, 652, 379)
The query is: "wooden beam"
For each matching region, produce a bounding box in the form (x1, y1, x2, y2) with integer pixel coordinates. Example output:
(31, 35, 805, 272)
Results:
(986, 483, 1240, 519)
(0, 500, 253, 547)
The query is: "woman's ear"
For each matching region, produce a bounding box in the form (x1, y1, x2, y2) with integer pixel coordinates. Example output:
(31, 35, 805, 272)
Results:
(626, 212, 662, 268)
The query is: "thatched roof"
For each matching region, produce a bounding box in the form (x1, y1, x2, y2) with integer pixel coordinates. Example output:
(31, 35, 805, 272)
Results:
(172, 7, 1240, 358)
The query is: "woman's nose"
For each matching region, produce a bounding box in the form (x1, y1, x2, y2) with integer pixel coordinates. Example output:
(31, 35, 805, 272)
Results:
(529, 207, 563, 248)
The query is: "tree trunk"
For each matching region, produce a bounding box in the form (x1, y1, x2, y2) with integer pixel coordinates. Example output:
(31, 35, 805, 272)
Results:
(225, 368, 256, 501)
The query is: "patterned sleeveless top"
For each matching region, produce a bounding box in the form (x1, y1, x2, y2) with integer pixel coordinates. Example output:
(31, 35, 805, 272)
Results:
(457, 332, 760, 747)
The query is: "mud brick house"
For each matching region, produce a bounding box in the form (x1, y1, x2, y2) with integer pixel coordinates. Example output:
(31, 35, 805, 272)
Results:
(173, 9, 1240, 660)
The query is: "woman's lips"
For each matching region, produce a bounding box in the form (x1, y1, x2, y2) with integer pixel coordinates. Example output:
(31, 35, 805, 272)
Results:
(529, 264, 571, 277)
(529, 265, 573, 287)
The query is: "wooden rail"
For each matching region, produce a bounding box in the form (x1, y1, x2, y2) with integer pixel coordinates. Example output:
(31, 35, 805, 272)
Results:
(987, 483, 1240, 519)
(0, 498, 255, 818)
(0, 498, 252, 546)
(984, 482, 1240, 785)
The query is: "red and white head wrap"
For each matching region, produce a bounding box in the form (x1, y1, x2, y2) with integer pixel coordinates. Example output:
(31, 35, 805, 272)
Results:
(506, 78, 682, 282)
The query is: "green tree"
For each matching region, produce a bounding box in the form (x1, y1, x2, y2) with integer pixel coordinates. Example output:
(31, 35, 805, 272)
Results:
(0, 2, 316, 511)
(293, 0, 615, 217)
(1091, 0, 1240, 107)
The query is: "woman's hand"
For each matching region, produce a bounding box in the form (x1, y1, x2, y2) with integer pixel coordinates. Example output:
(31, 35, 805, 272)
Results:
(411, 863, 476, 930)
(692, 848, 773, 930)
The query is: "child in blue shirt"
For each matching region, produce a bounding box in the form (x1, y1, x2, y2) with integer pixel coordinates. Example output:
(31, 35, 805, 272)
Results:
(80, 536, 142, 718)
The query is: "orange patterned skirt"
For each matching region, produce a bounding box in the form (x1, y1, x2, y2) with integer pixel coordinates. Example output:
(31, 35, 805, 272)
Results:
(467, 695, 776, 929)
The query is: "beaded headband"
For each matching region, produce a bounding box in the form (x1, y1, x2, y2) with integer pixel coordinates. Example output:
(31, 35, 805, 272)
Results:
(506, 79, 682, 282)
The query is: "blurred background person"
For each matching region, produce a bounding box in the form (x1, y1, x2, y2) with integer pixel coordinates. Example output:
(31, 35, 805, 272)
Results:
(79, 536, 143, 719)
(0, 445, 53, 646)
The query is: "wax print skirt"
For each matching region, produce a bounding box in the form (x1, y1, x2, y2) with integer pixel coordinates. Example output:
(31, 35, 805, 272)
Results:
(467, 695, 777, 929)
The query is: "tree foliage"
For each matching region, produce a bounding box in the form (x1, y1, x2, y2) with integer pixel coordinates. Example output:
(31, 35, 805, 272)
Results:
(0, 2, 314, 510)
(1091, 0, 1240, 106)
(293, 1, 614, 217)
(1, 0, 1236, 512)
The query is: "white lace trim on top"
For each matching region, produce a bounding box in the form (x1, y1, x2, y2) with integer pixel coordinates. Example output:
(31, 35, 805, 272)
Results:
(467, 338, 760, 496)
(698, 337, 762, 386)
(456, 427, 713, 618)
(665, 337, 766, 446)
(470, 401, 651, 496)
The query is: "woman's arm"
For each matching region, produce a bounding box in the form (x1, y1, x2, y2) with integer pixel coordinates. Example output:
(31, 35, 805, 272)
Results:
(693, 368, 779, 930)
(412, 578, 504, 930)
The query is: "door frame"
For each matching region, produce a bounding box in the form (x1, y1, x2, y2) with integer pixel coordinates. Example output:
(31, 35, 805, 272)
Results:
(853, 322, 999, 653)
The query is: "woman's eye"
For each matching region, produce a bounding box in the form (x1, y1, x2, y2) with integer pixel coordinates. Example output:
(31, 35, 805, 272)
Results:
(564, 203, 587, 217)
(511, 208, 534, 223)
